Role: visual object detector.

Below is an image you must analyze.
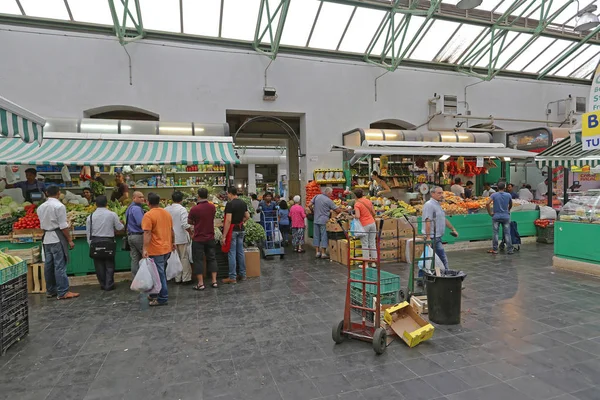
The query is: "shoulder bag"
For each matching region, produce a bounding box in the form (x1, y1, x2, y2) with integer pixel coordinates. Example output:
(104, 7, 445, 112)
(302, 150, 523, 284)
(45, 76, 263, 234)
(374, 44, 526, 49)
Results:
(121, 207, 131, 251)
(89, 211, 117, 259)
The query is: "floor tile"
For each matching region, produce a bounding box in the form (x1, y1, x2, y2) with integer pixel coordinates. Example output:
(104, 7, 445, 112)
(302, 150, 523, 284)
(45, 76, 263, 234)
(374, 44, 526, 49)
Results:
(391, 377, 443, 400)
(505, 375, 566, 400)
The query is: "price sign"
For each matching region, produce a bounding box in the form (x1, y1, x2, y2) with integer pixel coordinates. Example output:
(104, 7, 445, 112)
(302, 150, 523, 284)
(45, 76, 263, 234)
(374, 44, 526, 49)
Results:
(476, 157, 484, 168)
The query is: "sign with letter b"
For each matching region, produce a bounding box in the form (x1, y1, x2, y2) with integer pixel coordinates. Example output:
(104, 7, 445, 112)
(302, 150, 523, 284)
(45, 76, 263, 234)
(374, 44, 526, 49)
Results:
(582, 110, 600, 150)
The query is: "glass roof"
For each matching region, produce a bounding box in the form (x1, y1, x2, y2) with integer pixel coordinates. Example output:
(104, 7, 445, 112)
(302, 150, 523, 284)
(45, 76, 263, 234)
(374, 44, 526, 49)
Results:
(2, 0, 600, 81)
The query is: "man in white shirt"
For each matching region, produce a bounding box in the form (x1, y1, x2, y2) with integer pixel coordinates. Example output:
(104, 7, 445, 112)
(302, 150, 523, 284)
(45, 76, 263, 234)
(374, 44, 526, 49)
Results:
(482, 182, 496, 198)
(165, 191, 193, 283)
(535, 178, 549, 200)
(86, 195, 124, 291)
(450, 178, 465, 198)
(251, 194, 261, 222)
(36, 185, 79, 300)
(518, 184, 534, 201)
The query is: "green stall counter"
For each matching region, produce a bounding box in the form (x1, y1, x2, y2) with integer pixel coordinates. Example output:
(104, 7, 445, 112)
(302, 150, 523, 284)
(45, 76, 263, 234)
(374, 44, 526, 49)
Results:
(4, 236, 133, 276)
(417, 210, 539, 244)
(554, 221, 600, 265)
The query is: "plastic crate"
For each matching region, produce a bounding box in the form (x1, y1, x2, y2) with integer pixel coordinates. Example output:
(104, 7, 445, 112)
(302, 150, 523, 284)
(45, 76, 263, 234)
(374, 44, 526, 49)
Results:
(0, 302, 28, 356)
(350, 287, 399, 322)
(0, 260, 27, 285)
(536, 226, 554, 244)
(0, 275, 27, 302)
(0, 289, 27, 314)
(1, 319, 28, 355)
(350, 268, 400, 295)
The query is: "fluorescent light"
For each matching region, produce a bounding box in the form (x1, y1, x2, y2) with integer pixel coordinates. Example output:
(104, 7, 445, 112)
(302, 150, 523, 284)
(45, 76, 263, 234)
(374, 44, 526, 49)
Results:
(503, 157, 511, 161)
(196, 128, 205, 132)
(80, 123, 123, 131)
(439, 155, 451, 161)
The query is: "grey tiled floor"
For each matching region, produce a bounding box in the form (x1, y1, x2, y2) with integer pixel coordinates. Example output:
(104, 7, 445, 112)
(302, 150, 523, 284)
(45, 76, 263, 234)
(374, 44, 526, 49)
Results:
(2, 243, 600, 400)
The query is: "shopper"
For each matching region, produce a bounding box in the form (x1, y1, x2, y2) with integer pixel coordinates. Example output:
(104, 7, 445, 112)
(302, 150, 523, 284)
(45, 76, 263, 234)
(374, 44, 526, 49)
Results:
(289, 195, 307, 253)
(518, 184, 534, 201)
(86, 195, 124, 291)
(422, 186, 458, 271)
(222, 187, 250, 284)
(142, 192, 175, 306)
(165, 191, 193, 284)
(126, 191, 145, 277)
(353, 188, 377, 266)
(371, 171, 391, 197)
(250, 193, 261, 222)
(82, 188, 95, 205)
(450, 177, 464, 198)
(507, 183, 519, 199)
(310, 187, 341, 259)
(464, 181, 474, 199)
(188, 188, 218, 290)
(278, 200, 291, 245)
(258, 192, 277, 246)
(2, 168, 46, 202)
(486, 182, 514, 255)
(482, 182, 496, 197)
(37, 185, 79, 299)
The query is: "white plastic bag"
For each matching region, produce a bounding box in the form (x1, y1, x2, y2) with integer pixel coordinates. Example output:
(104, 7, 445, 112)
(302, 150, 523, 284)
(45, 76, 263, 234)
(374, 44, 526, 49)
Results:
(273, 228, 283, 243)
(130, 258, 153, 292)
(61, 166, 71, 182)
(145, 258, 162, 295)
(187, 240, 193, 263)
(540, 206, 557, 220)
(166, 250, 183, 280)
(350, 218, 366, 238)
(417, 245, 446, 272)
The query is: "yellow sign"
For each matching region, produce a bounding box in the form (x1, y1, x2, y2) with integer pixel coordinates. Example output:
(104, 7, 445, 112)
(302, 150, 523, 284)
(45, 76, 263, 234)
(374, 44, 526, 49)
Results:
(582, 110, 600, 150)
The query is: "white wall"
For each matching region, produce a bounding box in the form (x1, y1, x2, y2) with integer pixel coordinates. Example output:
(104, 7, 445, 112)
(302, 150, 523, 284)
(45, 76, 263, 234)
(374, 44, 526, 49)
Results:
(0, 26, 590, 182)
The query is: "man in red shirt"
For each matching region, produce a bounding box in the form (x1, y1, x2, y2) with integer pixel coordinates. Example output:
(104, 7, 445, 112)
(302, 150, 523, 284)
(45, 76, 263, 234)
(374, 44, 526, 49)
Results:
(188, 188, 217, 290)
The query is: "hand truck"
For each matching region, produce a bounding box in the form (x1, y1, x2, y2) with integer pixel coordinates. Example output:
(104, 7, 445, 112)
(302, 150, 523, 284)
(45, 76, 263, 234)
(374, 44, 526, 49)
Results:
(332, 219, 387, 355)
(405, 214, 436, 302)
(259, 209, 285, 260)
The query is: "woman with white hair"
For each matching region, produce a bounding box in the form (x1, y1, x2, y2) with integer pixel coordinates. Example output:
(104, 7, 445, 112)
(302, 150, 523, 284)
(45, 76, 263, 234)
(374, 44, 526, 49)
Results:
(289, 195, 307, 253)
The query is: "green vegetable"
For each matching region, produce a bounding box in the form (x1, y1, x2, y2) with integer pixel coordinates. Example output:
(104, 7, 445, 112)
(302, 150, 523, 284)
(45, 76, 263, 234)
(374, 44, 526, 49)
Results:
(0, 196, 13, 206)
(214, 227, 223, 242)
(244, 219, 266, 246)
(0, 216, 17, 235)
(90, 180, 105, 196)
(239, 196, 256, 216)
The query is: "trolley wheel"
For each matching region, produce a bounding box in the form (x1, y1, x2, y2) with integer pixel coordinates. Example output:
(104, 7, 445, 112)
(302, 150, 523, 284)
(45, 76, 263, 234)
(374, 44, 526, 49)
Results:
(499, 243, 505, 250)
(373, 327, 387, 355)
(332, 320, 345, 344)
(280, 254, 285, 259)
(399, 290, 405, 301)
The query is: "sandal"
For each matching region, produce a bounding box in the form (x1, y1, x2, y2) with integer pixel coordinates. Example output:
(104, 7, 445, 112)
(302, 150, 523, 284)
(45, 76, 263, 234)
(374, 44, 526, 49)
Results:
(487, 250, 498, 254)
(192, 284, 206, 291)
(149, 299, 168, 306)
(211, 282, 218, 288)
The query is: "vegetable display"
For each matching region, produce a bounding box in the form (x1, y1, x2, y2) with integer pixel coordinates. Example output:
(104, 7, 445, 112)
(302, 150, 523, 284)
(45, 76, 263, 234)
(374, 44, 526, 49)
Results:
(305, 181, 321, 207)
(239, 196, 255, 216)
(244, 219, 266, 245)
(0, 216, 17, 235)
(0, 250, 22, 269)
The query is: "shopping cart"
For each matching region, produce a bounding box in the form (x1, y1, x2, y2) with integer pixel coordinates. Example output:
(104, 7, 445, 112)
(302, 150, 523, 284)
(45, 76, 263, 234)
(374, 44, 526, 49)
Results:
(499, 220, 521, 251)
(405, 214, 436, 302)
(259, 209, 285, 260)
(332, 219, 388, 355)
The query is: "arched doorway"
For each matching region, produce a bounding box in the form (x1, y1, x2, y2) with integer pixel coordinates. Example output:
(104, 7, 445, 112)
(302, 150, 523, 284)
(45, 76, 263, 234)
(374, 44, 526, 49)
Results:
(84, 105, 159, 121)
(370, 119, 416, 130)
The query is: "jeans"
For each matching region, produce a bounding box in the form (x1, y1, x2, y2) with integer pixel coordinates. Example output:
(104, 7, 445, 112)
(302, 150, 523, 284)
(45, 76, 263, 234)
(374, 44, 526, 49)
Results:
(128, 234, 144, 277)
(43, 243, 70, 297)
(433, 237, 449, 270)
(493, 219, 513, 252)
(228, 231, 246, 279)
(359, 222, 377, 260)
(313, 223, 327, 249)
(150, 253, 170, 304)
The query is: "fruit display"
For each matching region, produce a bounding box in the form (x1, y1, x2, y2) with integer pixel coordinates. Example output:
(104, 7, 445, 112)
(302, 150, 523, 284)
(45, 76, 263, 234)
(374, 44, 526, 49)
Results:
(305, 181, 321, 207)
(13, 212, 40, 230)
(559, 193, 600, 223)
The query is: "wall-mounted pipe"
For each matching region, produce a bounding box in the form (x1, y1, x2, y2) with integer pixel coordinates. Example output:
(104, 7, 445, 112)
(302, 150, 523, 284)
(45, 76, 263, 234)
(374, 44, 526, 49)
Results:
(443, 113, 571, 125)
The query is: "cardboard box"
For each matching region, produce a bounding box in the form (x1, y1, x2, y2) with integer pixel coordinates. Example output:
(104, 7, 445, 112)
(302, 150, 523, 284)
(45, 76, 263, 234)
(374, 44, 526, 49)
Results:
(380, 238, 398, 250)
(328, 240, 340, 262)
(405, 238, 425, 264)
(397, 219, 416, 237)
(338, 239, 362, 266)
(326, 220, 349, 232)
(410, 295, 428, 315)
(379, 230, 396, 240)
(376, 218, 397, 232)
(384, 301, 434, 347)
(380, 249, 399, 261)
(244, 248, 261, 277)
(398, 238, 408, 262)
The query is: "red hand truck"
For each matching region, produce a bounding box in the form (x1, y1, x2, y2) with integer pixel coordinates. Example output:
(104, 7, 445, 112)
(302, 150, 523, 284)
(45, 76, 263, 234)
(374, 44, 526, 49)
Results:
(332, 219, 387, 355)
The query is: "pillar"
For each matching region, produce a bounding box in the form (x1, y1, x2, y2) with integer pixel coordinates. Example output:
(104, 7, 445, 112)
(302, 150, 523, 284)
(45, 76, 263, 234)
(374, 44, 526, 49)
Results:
(248, 164, 257, 194)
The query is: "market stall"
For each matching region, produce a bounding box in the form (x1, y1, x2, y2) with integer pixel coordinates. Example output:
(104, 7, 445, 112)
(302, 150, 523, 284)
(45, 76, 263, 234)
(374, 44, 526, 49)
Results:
(0, 95, 45, 144)
(0, 132, 266, 278)
(536, 131, 600, 274)
(328, 138, 539, 249)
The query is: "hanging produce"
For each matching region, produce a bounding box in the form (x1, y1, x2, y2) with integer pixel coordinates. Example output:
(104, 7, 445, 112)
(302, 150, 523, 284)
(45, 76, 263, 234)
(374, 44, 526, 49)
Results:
(305, 180, 321, 207)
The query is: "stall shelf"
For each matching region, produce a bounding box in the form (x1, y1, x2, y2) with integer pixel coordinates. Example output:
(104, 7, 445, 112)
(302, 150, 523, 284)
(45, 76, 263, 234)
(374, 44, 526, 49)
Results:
(554, 221, 600, 265)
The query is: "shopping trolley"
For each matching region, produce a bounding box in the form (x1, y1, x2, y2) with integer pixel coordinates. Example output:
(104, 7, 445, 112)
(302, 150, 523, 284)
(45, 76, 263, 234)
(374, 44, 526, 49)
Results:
(405, 213, 436, 302)
(259, 209, 285, 260)
(332, 219, 388, 355)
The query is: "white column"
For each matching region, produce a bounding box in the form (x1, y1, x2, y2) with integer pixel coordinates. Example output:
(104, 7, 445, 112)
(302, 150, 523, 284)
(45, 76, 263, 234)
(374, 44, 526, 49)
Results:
(247, 164, 257, 194)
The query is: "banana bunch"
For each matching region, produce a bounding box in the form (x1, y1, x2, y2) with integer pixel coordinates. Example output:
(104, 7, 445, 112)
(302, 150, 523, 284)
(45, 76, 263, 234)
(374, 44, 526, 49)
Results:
(0, 251, 22, 269)
(383, 208, 407, 218)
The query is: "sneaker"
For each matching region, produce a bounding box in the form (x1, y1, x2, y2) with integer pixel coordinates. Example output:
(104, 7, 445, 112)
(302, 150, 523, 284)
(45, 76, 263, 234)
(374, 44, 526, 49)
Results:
(237, 275, 247, 281)
(316, 253, 322, 258)
(320, 254, 330, 259)
(222, 278, 237, 284)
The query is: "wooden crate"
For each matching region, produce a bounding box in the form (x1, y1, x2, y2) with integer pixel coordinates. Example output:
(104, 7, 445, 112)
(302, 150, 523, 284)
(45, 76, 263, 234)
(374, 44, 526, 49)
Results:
(410, 295, 428, 315)
(4, 245, 41, 264)
(27, 263, 46, 294)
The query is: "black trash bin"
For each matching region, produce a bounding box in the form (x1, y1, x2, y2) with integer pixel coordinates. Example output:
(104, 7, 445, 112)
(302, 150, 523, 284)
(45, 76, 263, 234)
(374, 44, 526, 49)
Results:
(425, 270, 467, 325)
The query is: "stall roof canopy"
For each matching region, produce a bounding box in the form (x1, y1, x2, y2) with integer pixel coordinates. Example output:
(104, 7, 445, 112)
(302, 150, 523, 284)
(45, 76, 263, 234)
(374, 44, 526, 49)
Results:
(536, 137, 600, 168)
(0, 134, 239, 165)
(331, 143, 537, 159)
(0, 96, 45, 144)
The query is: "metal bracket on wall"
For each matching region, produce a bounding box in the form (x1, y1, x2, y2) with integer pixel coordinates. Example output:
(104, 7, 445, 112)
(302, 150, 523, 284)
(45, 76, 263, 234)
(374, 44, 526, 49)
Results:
(108, 0, 144, 45)
(364, 0, 443, 72)
(253, 0, 291, 60)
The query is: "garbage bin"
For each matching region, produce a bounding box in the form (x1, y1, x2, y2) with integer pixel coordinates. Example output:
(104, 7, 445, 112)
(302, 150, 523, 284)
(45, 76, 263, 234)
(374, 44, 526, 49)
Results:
(425, 270, 467, 325)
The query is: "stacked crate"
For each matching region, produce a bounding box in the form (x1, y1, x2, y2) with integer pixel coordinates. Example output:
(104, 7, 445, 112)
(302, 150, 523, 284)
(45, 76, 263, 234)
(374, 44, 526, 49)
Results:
(0, 261, 29, 355)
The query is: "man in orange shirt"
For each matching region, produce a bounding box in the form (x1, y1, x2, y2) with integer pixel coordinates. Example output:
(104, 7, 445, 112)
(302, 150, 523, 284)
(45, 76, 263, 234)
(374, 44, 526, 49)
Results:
(142, 192, 175, 306)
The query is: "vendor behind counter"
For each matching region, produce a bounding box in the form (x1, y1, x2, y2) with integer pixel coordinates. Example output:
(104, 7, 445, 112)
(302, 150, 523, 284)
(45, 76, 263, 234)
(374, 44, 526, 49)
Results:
(1, 168, 46, 202)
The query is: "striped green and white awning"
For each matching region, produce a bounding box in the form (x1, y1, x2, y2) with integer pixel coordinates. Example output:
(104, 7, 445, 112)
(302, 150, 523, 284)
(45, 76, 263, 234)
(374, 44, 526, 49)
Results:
(0, 96, 45, 144)
(0, 134, 239, 165)
(536, 137, 600, 168)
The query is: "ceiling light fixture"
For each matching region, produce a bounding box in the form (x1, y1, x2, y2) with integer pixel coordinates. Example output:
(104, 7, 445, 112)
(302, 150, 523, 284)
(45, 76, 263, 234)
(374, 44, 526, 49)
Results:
(439, 155, 451, 161)
(575, 2, 600, 32)
(456, 0, 483, 10)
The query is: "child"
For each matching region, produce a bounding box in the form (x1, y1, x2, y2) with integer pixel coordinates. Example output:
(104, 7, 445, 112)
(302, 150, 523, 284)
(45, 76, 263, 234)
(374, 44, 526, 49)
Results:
(289, 195, 307, 253)
(278, 200, 290, 246)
